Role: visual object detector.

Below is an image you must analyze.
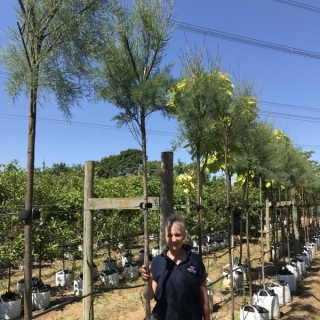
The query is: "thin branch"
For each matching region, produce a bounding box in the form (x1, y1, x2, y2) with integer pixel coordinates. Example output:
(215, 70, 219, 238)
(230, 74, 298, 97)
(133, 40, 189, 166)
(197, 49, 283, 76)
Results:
(18, 0, 27, 16)
(41, 24, 71, 59)
(39, 0, 63, 38)
(122, 31, 140, 83)
(16, 22, 31, 69)
(145, 43, 159, 81)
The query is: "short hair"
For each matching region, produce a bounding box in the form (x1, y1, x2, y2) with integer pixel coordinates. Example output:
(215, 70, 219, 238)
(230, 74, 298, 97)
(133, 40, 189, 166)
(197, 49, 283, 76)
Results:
(164, 214, 186, 236)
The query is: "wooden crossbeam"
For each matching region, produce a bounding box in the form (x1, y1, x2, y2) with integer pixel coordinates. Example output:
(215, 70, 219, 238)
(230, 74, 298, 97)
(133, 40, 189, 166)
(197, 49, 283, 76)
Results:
(87, 197, 160, 210)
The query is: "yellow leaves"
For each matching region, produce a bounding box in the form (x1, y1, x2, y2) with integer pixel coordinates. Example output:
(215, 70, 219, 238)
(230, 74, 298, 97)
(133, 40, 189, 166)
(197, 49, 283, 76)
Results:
(217, 71, 231, 82)
(207, 153, 224, 173)
(176, 80, 187, 90)
(247, 97, 256, 105)
(176, 173, 195, 194)
(167, 70, 234, 108)
(265, 180, 272, 188)
(234, 171, 256, 186)
(234, 174, 246, 186)
(166, 96, 175, 107)
(265, 179, 285, 190)
(207, 153, 219, 164)
(273, 129, 290, 142)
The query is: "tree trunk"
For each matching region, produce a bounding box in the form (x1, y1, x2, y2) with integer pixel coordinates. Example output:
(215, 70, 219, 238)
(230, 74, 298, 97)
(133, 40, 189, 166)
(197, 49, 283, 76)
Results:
(244, 168, 252, 303)
(160, 152, 174, 251)
(291, 188, 300, 254)
(224, 146, 234, 320)
(239, 184, 246, 265)
(24, 87, 37, 320)
(265, 196, 271, 262)
(196, 155, 203, 259)
(141, 114, 151, 320)
(259, 176, 265, 288)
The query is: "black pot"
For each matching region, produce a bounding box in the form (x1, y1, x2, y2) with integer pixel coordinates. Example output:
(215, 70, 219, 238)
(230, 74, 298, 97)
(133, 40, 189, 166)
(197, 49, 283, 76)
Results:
(38, 284, 51, 293)
(102, 269, 117, 276)
(1, 291, 21, 302)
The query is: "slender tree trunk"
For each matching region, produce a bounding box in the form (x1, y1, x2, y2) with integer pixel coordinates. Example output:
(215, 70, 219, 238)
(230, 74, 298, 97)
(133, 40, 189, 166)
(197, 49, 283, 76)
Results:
(24, 87, 37, 320)
(244, 169, 252, 303)
(8, 257, 11, 292)
(186, 194, 190, 214)
(239, 184, 246, 265)
(291, 188, 300, 254)
(265, 194, 271, 262)
(270, 206, 278, 275)
(224, 146, 234, 320)
(279, 208, 285, 266)
(160, 152, 174, 251)
(39, 241, 42, 280)
(196, 155, 203, 259)
(286, 206, 290, 263)
(141, 114, 151, 320)
(301, 188, 308, 246)
(259, 176, 265, 288)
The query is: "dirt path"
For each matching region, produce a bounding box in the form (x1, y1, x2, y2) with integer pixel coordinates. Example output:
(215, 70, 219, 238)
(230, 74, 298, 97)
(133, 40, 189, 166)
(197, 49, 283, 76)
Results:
(280, 254, 320, 320)
(9, 241, 320, 319)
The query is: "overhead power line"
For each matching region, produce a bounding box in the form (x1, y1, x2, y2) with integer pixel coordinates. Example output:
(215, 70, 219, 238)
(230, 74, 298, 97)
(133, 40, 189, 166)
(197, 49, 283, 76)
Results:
(273, 0, 320, 13)
(0, 113, 177, 137)
(259, 101, 320, 113)
(1, 112, 320, 150)
(174, 20, 320, 60)
(294, 144, 320, 150)
(258, 110, 320, 123)
(2, 110, 320, 129)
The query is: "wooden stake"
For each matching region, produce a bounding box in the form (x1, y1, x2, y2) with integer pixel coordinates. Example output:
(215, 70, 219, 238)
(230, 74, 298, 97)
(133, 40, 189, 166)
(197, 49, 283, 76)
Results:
(83, 161, 94, 320)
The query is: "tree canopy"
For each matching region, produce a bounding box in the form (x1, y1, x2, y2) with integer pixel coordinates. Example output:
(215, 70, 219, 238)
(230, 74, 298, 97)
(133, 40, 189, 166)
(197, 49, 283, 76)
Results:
(96, 149, 143, 178)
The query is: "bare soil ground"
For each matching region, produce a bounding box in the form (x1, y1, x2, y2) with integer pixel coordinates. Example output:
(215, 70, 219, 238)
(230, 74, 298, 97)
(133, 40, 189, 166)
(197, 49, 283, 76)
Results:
(2, 237, 320, 320)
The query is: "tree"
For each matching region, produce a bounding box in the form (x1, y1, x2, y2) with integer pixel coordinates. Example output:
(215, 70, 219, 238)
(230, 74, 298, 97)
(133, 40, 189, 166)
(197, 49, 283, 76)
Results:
(94, 1, 175, 318)
(168, 47, 233, 258)
(211, 80, 258, 315)
(231, 120, 274, 298)
(0, 1, 113, 318)
(96, 149, 143, 178)
(0, 160, 26, 210)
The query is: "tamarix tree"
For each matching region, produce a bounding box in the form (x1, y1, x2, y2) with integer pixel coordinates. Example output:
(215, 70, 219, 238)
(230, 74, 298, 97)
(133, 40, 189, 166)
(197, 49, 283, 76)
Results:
(0, 1, 113, 318)
(94, 1, 175, 318)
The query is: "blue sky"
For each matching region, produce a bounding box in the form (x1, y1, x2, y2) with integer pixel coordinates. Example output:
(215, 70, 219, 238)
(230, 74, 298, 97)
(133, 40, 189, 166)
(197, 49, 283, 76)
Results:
(1, 0, 320, 168)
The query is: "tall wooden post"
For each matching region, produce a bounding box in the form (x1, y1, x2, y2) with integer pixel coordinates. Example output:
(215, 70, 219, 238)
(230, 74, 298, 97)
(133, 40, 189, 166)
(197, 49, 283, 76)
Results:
(83, 161, 94, 320)
(160, 152, 174, 251)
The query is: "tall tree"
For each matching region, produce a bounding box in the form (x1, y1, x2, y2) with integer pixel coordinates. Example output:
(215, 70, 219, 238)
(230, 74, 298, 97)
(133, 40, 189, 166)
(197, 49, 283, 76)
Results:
(95, 1, 175, 318)
(0, 1, 113, 318)
(233, 121, 275, 296)
(211, 80, 258, 317)
(168, 47, 233, 259)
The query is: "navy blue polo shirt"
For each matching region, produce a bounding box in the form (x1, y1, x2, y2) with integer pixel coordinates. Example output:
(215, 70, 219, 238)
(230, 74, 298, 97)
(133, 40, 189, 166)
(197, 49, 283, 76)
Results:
(151, 244, 207, 320)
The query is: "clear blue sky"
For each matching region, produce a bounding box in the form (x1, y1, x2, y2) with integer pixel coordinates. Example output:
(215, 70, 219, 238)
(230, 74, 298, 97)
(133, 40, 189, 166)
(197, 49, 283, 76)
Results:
(1, 0, 320, 168)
